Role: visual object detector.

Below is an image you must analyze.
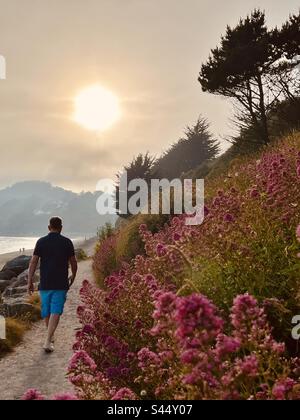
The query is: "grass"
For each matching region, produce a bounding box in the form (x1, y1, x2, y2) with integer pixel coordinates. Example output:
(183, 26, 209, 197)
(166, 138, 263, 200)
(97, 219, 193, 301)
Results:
(0, 293, 42, 358)
(27, 292, 41, 308)
(76, 248, 88, 261)
(0, 318, 29, 358)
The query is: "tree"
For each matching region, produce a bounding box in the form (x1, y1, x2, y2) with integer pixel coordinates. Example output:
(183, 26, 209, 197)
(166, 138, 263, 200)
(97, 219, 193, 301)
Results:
(199, 9, 300, 145)
(155, 117, 220, 179)
(271, 12, 300, 101)
(115, 153, 156, 219)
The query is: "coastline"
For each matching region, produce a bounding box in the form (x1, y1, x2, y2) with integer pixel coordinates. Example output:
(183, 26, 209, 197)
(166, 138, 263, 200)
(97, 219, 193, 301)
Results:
(0, 237, 96, 269)
(0, 250, 33, 269)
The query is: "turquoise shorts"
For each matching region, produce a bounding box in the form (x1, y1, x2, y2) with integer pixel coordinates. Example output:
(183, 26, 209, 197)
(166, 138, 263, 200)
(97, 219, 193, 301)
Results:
(40, 290, 67, 318)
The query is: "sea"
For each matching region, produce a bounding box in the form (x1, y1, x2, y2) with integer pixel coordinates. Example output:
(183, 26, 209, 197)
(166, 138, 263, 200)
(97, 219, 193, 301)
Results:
(0, 236, 39, 254)
(0, 236, 85, 254)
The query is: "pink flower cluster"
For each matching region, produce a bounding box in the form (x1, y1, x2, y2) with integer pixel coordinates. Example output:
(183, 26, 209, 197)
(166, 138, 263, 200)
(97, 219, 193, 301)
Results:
(22, 389, 78, 401)
(69, 281, 300, 400)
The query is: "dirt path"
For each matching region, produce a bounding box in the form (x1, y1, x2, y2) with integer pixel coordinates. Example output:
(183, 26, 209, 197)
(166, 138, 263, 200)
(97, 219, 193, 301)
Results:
(0, 240, 96, 400)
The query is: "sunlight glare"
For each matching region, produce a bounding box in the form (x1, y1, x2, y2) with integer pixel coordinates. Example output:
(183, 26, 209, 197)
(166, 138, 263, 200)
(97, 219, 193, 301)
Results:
(73, 85, 121, 131)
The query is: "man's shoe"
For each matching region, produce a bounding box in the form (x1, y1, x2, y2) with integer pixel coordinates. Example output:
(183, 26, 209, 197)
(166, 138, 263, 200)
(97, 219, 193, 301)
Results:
(43, 343, 55, 353)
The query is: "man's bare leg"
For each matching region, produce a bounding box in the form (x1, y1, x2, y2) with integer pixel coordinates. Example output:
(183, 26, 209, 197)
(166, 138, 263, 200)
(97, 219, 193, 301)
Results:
(44, 316, 55, 344)
(43, 314, 60, 351)
(45, 317, 49, 328)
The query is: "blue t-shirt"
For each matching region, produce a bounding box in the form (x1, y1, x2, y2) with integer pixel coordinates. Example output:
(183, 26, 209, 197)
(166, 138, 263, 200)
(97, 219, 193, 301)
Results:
(34, 232, 75, 291)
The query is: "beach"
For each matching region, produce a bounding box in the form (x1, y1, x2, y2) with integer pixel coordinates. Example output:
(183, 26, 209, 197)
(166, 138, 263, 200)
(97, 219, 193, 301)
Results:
(0, 237, 95, 269)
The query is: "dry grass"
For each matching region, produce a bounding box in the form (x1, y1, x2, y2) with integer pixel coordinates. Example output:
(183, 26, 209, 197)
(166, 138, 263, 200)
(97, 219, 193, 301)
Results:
(0, 293, 42, 358)
(27, 292, 41, 308)
(0, 318, 29, 358)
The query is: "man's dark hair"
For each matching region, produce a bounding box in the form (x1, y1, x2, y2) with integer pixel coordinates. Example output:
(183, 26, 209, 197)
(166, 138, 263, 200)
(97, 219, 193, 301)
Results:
(49, 217, 63, 231)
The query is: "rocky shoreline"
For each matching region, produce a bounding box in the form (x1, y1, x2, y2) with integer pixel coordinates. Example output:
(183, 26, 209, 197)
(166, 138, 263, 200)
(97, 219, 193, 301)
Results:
(0, 255, 40, 318)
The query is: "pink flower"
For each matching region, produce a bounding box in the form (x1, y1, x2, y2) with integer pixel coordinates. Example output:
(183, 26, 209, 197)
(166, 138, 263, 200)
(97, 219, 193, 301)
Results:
(174, 294, 224, 344)
(76, 306, 85, 317)
(235, 355, 259, 377)
(112, 388, 138, 400)
(272, 378, 296, 400)
(215, 334, 241, 358)
(68, 351, 97, 372)
(249, 188, 259, 198)
(204, 206, 210, 217)
(173, 232, 181, 242)
(138, 348, 161, 369)
(231, 293, 262, 332)
(153, 292, 176, 319)
(53, 393, 78, 400)
(156, 243, 167, 257)
(22, 389, 45, 400)
(180, 349, 199, 364)
(82, 324, 94, 334)
(139, 224, 147, 232)
(223, 213, 234, 223)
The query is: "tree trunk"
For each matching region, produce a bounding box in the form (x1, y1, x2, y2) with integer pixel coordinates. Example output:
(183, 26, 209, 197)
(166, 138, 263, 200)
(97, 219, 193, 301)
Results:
(256, 74, 270, 145)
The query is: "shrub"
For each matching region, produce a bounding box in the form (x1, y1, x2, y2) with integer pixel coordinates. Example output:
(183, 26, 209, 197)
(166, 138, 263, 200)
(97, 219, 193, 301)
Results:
(70, 282, 300, 400)
(93, 234, 118, 288)
(93, 214, 170, 287)
(97, 223, 115, 243)
(115, 214, 170, 264)
(75, 248, 88, 262)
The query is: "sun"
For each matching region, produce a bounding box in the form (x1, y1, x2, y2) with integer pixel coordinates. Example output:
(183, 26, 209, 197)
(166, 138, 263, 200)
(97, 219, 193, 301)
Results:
(73, 85, 121, 131)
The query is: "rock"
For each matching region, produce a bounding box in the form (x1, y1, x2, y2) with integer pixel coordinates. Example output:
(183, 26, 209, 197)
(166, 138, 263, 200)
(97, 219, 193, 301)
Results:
(0, 302, 38, 318)
(0, 269, 16, 281)
(0, 280, 11, 292)
(2, 285, 28, 299)
(10, 269, 39, 288)
(2, 255, 31, 276)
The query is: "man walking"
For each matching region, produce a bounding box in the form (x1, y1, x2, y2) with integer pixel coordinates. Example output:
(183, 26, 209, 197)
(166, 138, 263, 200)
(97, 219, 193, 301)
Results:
(28, 217, 78, 353)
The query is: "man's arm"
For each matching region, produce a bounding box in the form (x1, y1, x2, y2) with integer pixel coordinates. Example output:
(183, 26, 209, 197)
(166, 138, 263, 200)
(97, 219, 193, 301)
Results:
(28, 255, 39, 295)
(69, 255, 78, 287)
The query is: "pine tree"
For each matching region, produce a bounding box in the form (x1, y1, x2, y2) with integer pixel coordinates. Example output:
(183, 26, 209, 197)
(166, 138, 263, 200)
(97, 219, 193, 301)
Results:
(199, 9, 300, 145)
(115, 153, 156, 219)
(155, 117, 219, 180)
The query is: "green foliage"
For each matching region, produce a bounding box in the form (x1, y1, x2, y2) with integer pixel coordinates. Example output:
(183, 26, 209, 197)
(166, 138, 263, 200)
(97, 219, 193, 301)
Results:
(199, 9, 300, 145)
(155, 117, 219, 180)
(116, 153, 156, 219)
(115, 213, 170, 264)
(93, 212, 170, 288)
(97, 223, 115, 243)
(196, 98, 300, 183)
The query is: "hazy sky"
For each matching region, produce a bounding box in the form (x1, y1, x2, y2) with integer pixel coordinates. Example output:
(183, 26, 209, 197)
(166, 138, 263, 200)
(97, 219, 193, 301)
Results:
(0, 0, 299, 192)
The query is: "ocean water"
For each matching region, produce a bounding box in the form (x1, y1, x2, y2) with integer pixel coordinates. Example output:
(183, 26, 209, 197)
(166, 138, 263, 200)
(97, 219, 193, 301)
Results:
(0, 236, 39, 254)
(0, 236, 85, 254)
